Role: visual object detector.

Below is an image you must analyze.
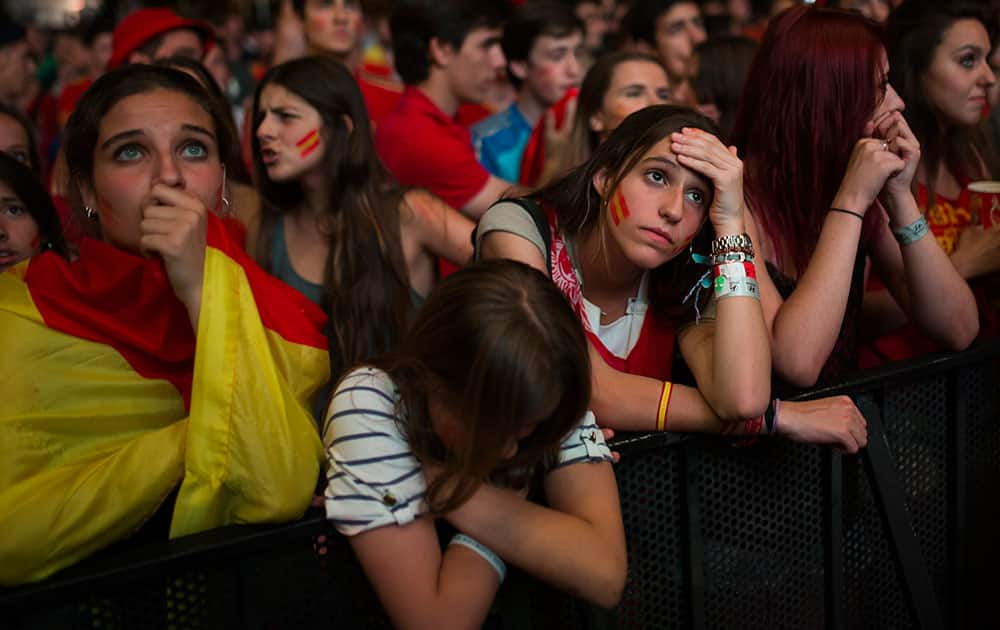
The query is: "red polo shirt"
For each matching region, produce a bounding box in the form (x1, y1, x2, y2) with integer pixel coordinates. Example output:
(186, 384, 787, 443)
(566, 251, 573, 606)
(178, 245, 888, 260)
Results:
(375, 87, 489, 211)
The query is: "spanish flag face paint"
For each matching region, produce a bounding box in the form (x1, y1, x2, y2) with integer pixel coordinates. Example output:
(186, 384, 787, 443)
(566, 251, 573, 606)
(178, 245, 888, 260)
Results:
(296, 129, 321, 158)
(610, 187, 631, 226)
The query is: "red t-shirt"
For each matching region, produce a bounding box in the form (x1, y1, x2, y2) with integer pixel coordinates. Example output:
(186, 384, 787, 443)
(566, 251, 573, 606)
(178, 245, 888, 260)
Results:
(356, 70, 402, 130)
(375, 87, 489, 211)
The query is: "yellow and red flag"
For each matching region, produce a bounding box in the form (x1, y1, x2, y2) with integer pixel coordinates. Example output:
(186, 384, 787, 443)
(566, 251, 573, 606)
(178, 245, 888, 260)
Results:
(0, 215, 329, 585)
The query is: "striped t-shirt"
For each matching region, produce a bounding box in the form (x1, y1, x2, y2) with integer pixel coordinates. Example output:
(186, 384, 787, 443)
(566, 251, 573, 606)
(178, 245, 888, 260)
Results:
(323, 367, 613, 536)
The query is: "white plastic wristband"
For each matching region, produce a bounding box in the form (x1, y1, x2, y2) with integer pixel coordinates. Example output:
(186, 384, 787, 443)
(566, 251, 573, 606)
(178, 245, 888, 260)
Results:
(450, 533, 506, 583)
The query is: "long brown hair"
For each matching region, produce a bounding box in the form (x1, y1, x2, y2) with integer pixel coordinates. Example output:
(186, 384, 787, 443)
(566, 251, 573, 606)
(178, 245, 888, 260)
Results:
(563, 51, 668, 176)
(251, 56, 411, 381)
(370, 259, 592, 514)
(533, 104, 719, 323)
(887, 0, 999, 198)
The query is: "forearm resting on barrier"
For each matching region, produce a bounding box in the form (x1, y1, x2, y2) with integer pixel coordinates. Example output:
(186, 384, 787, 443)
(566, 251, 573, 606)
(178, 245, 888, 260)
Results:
(444, 461, 627, 609)
(348, 517, 500, 630)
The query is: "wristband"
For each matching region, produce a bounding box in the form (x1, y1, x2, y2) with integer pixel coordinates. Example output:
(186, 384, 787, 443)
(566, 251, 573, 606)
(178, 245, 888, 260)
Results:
(656, 381, 673, 432)
(713, 262, 759, 299)
(450, 534, 506, 583)
(892, 215, 930, 245)
(711, 251, 756, 265)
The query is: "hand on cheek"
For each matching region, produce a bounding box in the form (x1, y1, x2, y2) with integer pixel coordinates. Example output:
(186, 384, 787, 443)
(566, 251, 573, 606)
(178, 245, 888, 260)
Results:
(139, 183, 208, 310)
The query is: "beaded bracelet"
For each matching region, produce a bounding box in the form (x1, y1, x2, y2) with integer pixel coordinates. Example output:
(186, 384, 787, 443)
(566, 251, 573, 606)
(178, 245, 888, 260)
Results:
(450, 534, 506, 582)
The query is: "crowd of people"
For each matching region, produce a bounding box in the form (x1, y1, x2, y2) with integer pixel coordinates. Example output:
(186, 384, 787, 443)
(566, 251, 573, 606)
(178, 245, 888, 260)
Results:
(1, 0, 998, 625)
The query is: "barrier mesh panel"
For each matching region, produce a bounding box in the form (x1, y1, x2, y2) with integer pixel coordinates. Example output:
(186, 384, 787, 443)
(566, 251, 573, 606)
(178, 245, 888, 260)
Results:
(7, 349, 1000, 629)
(960, 361, 1000, 626)
(697, 440, 826, 629)
(613, 446, 688, 629)
(882, 374, 950, 608)
(842, 449, 915, 630)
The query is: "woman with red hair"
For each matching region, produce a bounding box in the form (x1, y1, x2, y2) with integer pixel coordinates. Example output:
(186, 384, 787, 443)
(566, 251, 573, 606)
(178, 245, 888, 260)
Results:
(731, 5, 978, 389)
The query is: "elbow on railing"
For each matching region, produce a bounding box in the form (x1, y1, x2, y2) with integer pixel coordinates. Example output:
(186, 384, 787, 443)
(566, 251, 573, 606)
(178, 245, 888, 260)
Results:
(711, 385, 770, 422)
(934, 312, 979, 353)
(569, 561, 627, 610)
(774, 354, 826, 390)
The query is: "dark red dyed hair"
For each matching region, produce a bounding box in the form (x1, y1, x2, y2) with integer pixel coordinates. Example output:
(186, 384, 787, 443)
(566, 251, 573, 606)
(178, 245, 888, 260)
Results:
(730, 6, 885, 274)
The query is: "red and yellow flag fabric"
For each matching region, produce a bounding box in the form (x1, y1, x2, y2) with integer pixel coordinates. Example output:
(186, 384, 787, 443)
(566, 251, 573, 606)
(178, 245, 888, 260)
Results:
(0, 214, 329, 585)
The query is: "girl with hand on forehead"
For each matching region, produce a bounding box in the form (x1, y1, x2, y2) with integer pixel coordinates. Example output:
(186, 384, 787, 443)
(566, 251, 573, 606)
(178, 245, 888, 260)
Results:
(481, 103, 875, 452)
(480, 105, 775, 438)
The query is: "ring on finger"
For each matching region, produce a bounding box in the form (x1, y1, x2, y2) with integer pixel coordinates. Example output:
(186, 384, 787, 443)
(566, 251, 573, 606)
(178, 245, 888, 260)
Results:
(880, 141, 889, 151)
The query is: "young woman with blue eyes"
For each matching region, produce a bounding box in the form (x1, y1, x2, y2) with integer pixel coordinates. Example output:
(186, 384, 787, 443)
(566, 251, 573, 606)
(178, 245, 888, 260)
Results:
(480, 104, 871, 450)
(0, 65, 327, 584)
(479, 105, 775, 436)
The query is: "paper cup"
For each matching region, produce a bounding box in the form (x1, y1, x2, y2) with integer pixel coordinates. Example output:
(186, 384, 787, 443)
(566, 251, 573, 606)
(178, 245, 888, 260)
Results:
(967, 181, 1000, 228)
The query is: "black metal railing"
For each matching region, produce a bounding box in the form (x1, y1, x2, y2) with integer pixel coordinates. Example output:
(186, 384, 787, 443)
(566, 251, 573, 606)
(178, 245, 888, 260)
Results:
(3, 339, 998, 629)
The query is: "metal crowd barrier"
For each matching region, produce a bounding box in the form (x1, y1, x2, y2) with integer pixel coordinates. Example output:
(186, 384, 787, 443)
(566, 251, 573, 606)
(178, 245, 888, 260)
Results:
(3, 339, 998, 629)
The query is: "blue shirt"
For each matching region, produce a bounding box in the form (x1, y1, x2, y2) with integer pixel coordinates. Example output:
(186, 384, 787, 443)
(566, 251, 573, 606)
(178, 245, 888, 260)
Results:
(471, 104, 533, 183)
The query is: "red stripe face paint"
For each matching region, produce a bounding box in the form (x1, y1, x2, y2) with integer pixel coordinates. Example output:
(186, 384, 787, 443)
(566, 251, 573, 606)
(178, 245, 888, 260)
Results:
(97, 195, 113, 217)
(296, 129, 321, 158)
(610, 187, 631, 225)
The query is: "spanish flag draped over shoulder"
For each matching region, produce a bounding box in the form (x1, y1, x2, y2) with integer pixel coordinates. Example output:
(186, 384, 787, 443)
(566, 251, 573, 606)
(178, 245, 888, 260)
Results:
(0, 215, 329, 585)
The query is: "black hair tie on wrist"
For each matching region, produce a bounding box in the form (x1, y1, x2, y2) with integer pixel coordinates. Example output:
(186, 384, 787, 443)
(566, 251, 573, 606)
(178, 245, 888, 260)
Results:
(829, 207, 865, 220)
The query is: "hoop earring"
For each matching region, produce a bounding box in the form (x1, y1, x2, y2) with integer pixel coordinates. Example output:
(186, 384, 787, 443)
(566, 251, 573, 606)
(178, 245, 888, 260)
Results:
(220, 166, 231, 214)
(85, 206, 97, 220)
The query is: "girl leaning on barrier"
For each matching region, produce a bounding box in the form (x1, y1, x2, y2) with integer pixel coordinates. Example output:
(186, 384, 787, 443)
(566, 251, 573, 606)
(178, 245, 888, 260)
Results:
(0, 64, 327, 585)
(862, 0, 999, 363)
(323, 259, 626, 628)
(730, 5, 979, 382)
(479, 104, 869, 452)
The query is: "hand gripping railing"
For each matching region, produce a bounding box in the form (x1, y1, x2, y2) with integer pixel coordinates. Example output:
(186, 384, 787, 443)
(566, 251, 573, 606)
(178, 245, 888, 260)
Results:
(2, 338, 998, 629)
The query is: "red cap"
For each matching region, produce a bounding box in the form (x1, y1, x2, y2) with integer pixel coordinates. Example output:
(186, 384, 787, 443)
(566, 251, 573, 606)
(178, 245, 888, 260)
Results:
(108, 8, 214, 70)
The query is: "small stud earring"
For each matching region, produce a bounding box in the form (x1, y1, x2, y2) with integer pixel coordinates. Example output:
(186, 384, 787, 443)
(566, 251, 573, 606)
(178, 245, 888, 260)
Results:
(85, 206, 97, 219)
